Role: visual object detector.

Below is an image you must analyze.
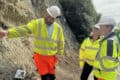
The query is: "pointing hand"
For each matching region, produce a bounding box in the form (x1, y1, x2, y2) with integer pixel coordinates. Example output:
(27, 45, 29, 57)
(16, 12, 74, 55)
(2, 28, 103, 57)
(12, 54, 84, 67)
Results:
(0, 30, 8, 38)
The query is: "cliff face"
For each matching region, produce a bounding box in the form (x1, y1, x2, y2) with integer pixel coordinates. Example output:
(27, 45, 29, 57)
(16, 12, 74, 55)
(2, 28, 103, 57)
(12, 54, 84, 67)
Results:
(60, 0, 100, 43)
(0, 0, 80, 80)
(0, 0, 35, 26)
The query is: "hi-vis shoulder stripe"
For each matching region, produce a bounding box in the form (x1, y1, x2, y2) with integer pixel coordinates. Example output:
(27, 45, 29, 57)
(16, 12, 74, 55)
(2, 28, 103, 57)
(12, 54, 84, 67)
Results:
(16, 25, 32, 36)
(23, 25, 32, 34)
(57, 26, 60, 39)
(79, 58, 94, 62)
(37, 19, 41, 36)
(16, 27, 24, 36)
(84, 58, 94, 62)
(85, 46, 98, 50)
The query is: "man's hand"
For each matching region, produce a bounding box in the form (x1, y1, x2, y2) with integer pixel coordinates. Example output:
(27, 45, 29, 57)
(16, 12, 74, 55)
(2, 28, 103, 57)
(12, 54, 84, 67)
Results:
(54, 54, 62, 64)
(0, 30, 8, 38)
(55, 54, 61, 59)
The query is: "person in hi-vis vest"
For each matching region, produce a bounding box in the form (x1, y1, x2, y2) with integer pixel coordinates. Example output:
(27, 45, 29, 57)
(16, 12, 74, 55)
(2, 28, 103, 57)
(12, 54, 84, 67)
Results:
(80, 25, 100, 80)
(94, 16, 120, 80)
(0, 5, 64, 80)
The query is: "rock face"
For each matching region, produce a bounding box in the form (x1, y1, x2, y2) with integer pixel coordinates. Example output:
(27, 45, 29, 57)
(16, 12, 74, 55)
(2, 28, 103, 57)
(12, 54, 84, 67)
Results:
(0, 0, 35, 26)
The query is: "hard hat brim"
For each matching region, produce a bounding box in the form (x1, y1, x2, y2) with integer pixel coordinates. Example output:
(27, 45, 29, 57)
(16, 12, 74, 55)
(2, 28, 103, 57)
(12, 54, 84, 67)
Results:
(98, 23, 115, 26)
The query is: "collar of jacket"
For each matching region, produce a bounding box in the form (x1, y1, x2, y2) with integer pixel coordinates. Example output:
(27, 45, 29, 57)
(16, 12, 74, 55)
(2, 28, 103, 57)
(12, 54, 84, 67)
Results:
(100, 32, 115, 43)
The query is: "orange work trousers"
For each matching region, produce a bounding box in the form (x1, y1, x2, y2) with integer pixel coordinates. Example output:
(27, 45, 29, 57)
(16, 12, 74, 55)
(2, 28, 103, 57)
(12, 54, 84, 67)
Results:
(33, 52, 58, 75)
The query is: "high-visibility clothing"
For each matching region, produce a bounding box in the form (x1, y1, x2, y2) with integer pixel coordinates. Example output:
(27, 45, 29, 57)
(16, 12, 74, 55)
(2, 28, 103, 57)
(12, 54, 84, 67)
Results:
(79, 37, 100, 68)
(93, 32, 120, 80)
(34, 52, 58, 75)
(8, 18, 64, 55)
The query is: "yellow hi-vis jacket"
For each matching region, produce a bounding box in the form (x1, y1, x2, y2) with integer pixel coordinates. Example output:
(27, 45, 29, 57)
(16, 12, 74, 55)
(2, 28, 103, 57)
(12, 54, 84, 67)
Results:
(8, 18, 65, 55)
(93, 32, 120, 80)
(79, 37, 100, 68)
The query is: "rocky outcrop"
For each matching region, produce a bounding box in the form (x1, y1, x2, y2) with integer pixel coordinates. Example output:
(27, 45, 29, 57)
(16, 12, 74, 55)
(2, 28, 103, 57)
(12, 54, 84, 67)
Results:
(0, 0, 35, 26)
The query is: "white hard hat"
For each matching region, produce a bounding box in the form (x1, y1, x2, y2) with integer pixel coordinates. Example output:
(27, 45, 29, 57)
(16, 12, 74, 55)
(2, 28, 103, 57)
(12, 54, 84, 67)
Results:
(98, 16, 116, 26)
(47, 5, 61, 18)
(93, 24, 100, 29)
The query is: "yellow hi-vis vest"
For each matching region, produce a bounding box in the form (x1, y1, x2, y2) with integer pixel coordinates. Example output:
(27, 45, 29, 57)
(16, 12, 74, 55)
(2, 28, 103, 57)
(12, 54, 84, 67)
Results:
(79, 37, 100, 68)
(93, 32, 120, 80)
(8, 18, 64, 55)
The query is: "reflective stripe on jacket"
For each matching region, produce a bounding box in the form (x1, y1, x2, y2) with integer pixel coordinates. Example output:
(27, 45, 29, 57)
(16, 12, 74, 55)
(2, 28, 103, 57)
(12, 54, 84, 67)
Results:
(94, 32, 120, 80)
(79, 37, 100, 68)
(8, 18, 64, 55)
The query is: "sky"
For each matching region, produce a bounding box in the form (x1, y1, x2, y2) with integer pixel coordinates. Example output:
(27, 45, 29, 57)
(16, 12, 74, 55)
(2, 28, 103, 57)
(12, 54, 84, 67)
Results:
(92, 0, 120, 24)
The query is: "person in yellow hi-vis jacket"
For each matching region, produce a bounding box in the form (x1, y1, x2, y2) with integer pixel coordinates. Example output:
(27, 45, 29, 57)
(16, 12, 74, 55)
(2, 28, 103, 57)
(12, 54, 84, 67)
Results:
(0, 5, 64, 80)
(93, 16, 120, 80)
(79, 25, 100, 80)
